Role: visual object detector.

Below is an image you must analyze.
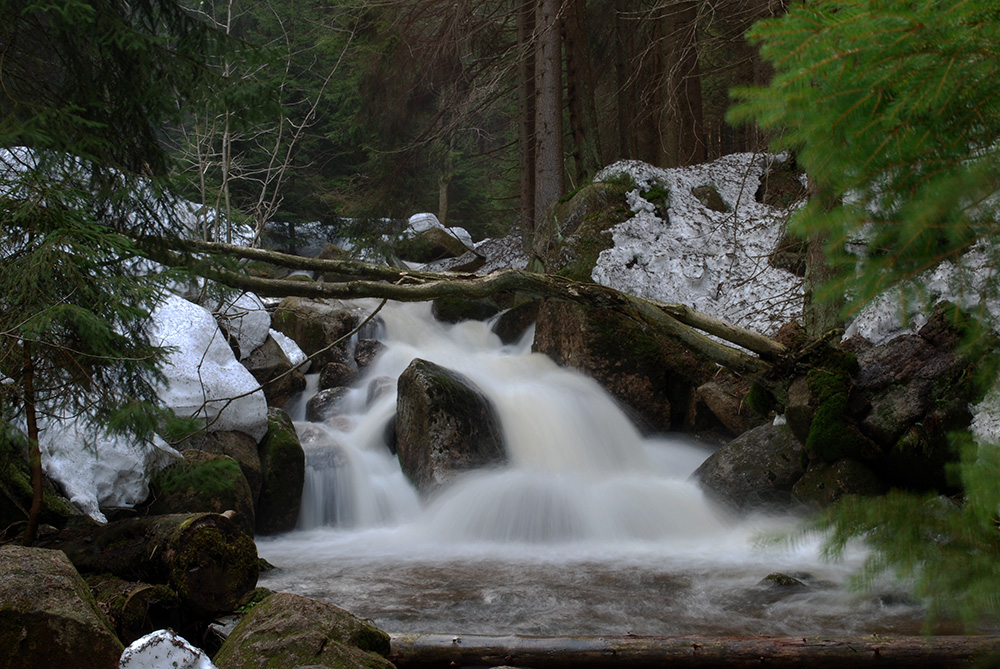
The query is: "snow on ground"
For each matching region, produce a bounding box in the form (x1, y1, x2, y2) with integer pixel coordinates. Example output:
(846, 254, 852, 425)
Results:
(592, 153, 803, 337)
(39, 421, 180, 523)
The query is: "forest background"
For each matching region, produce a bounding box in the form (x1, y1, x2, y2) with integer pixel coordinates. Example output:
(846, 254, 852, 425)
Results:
(160, 0, 777, 249)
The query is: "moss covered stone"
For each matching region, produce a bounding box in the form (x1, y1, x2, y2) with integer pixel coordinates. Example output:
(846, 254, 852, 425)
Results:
(0, 545, 124, 669)
(256, 407, 305, 535)
(145, 450, 256, 537)
(213, 591, 393, 669)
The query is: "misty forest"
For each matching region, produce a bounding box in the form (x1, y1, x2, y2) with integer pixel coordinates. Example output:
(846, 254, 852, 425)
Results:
(3, 0, 1000, 667)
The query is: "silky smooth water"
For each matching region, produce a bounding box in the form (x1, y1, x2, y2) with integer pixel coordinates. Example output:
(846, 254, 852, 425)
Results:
(258, 301, 931, 636)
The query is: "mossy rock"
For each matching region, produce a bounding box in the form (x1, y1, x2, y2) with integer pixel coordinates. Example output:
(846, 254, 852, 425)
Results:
(145, 450, 256, 537)
(803, 352, 869, 464)
(271, 297, 357, 368)
(0, 545, 124, 669)
(0, 424, 82, 537)
(535, 180, 631, 279)
(213, 591, 393, 669)
(792, 458, 886, 510)
(256, 408, 305, 535)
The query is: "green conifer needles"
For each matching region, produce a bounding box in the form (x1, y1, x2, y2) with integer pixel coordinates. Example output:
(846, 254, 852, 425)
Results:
(731, 0, 1000, 321)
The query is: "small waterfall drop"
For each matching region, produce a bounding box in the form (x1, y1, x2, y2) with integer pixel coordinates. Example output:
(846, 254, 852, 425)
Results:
(259, 300, 927, 638)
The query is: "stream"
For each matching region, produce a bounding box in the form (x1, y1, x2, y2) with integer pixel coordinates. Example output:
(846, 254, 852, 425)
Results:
(257, 300, 933, 637)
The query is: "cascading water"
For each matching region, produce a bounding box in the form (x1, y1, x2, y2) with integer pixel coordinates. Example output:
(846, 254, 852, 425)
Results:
(257, 300, 932, 636)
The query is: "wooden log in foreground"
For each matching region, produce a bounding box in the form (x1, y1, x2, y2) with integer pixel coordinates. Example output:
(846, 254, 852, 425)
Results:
(52, 512, 258, 617)
(389, 633, 1000, 668)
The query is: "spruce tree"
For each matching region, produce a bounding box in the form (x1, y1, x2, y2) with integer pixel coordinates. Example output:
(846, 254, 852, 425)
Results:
(0, 0, 224, 544)
(731, 0, 1000, 628)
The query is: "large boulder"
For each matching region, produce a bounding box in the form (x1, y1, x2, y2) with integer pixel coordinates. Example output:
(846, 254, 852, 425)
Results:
(533, 300, 715, 433)
(143, 450, 256, 538)
(693, 423, 808, 514)
(241, 334, 307, 410)
(213, 592, 393, 669)
(255, 408, 305, 535)
(270, 296, 358, 368)
(0, 545, 123, 669)
(395, 358, 505, 494)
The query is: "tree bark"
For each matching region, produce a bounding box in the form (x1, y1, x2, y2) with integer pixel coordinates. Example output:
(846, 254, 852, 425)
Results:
(22, 343, 42, 547)
(517, 0, 537, 257)
(563, 0, 601, 183)
(48, 512, 258, 617)
(389, 633, 1000, 668)
(533, 0, 565, 226)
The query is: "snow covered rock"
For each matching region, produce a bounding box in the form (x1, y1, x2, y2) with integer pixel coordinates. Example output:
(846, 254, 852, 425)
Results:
(209, 291, 271, 360)
(148, 293, 268, 441)
(119, 629, 216, 669)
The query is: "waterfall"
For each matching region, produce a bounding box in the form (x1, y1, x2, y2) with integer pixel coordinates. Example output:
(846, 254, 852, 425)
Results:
(293, 300, 725, 541)
(258, 300, 927, 638)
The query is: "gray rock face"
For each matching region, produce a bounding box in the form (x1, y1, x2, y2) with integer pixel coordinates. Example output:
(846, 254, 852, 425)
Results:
(395, 358, 505, 494)
(213, 591, 393, 669)
(270, 297, 357, 368)
(242, 334, 306, 409)
(693, 423, 807, 514)
(0, 545, 124, 669)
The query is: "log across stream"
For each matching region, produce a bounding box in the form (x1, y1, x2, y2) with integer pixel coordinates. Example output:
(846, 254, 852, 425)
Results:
(389, 633, 1000, 668)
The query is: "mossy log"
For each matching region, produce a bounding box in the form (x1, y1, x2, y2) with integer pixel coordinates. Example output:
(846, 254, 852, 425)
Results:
(51, 512, 258, 617)
(388, 633, 1000, 668)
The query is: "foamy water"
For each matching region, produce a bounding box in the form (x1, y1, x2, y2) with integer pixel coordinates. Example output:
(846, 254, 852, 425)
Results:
(258, 301, 929, 636)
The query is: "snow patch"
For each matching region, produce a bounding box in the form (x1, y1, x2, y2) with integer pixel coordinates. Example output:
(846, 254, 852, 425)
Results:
(119, 629, 217, 669)
(148, 293, 268, 441)
(594, 153, 803, 336)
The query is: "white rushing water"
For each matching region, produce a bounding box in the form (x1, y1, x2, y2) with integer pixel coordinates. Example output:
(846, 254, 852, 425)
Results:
(258, 300, 933, 637)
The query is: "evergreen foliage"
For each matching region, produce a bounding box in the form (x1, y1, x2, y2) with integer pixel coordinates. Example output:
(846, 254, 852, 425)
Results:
(732, 0, 1000, 628)
(0, 0, 223, 543)
(731, 0, 1000, 330)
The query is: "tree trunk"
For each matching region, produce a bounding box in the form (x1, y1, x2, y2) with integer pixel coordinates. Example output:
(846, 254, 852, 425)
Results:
(389, 633, 1000, 668)
(145, 237, 785, 380)
(661, 0, 705, 167)
(22, 344, 42, 547)
(533, 0, 564, 227)
(517, 0, 537, 258)
(49, 512, 258, 617)
(563, 0, 601, 184)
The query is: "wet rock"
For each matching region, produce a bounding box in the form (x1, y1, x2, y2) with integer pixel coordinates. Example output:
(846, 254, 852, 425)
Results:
(306, 387, 351, 422)
(693, 423, 807, 514)
(533, 300, 715, 433)
(256, 408, 305, 535)
(241, 334, 306, 409)
(694, 376, 765, 438)
(354, 338, 385, 369)
(213, 592, 392, 669)
(432, 296, 503, 323)
(0, 545, 123, 669)
(319, 360, 358, 390)
(492, 300, 540, 345)
(395, 358, 505, 494)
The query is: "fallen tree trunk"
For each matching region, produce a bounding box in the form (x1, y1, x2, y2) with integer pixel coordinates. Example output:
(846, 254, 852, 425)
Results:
(144, 238, 787, 379)
(46, 512, 258, 617)
(388, 633, 1000, 668)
